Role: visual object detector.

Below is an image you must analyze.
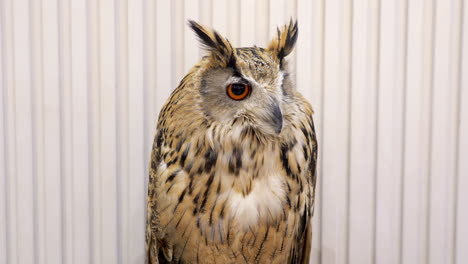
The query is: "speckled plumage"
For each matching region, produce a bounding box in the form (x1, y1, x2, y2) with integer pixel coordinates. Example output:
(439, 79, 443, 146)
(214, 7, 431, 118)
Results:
(146, 20, 317, 264)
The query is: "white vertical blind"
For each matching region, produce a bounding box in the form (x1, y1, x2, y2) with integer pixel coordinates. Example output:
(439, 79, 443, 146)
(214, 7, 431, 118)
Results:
(0, 1, 467, 264)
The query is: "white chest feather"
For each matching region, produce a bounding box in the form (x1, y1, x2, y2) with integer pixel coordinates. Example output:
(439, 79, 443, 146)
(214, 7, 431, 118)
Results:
(226, 171, 286, 229)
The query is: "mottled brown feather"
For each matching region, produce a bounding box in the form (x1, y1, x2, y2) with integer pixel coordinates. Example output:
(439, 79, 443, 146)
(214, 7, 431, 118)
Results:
(146, 20, 317, 264)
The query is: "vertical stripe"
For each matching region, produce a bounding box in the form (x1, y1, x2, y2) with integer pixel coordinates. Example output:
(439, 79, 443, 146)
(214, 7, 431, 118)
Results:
(114, 1, 128, 263)
(12, 0, 36, 263)
(184, 0, 200, 72)
(348, 0, 379, 263)
(456, 3, 468, 263)
(127, 0, 145, 262)
(376, 0, 406, 263)
(30, 0, 45, 263)
(1, 2, 17, 263)
(322, 0, 353, 263)
(143, 0, 157, 201)
(199, 0, 213, 27)
(87, 0, 100, 262)
(98, 0, 119, 262)
(240, 0, 255, 46)
(58, 0, 74, 263)
(255, 0, 270, 46)
(402, 0, 434, 263)
(212, 0, 228, 36)
(310, 1, 324, 263)
(172, 0, 185, 88)
(71, 0, 91, 262)
(429, 0, 462, 263)
(41, 0, 63, 263)
(0, 0, 7, 262)
(227, 0, 240, 47)
(155, 0, 173, 111)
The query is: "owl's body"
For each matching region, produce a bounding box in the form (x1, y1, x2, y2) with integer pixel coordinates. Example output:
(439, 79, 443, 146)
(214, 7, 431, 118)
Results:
(146, 21, 317, 264)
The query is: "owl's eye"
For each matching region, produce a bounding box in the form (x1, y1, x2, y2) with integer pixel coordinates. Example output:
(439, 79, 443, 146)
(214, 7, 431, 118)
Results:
(226, 83, 251, 100)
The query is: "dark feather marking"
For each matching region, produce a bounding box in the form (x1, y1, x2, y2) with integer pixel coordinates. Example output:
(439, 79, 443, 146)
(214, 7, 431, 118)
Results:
(297, 206, 308, 242)
(188, 20, 217, 49)
(196, 215, 201, 230)
(216, 179, 221, 194)
(175, 137, 186, 152)
(150, 160, 157, 171)
(184, 161, 193, 174)
(166, 156, 178, 167)
(250, 148, 257, 159)
(254, 226, 270, 263)
(217, 220, 224, 244)
(226, 218, 231, 246)
(180, 142, 191, 168)
(214, 32, 226, 51)
(219, 201, 226, 218)
(192, 191, 202, 214)
(271, 247, 277, 259)
(280, 224, 288, 252)
(204, 148, 218, 173)
(178, 228, 193, 261)
(227, 53, 238, 71)
(209, 195, 218, 226)
(228, 156, 236, 175)
(166, 182, 175, 194)
(200, 172, 215, 213)
(173, 188, 187, 212)
(230, 248, 239, 259)
(240, 233, 250, 263)
(155, 131, 164, 149)
(175, 209, 187, 229)
(196, 241, 200, 264)
(296, 195, 301, 212)
(235, 148, 243, 170)
(181, 218, 192, 238)
(188, 176, 195, 195)
(250, 226, 259, 247)
(301, 126, 310, 145)
(280, 143, 293, 177)
(166, 169, 181, 183)
(302, 144, 309, 161)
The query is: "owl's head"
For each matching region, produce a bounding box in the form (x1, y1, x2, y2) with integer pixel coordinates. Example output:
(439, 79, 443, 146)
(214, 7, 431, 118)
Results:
(185, 20, 299, 138)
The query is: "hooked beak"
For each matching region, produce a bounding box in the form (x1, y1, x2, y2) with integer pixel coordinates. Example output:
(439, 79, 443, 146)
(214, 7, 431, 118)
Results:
(270, 102, 283, 134)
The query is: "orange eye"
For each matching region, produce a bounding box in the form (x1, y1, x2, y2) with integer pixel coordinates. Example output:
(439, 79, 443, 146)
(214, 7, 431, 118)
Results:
(226, 83, 250, 100)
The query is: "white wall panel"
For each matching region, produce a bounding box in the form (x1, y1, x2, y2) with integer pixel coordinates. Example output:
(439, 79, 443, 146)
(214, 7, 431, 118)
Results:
(375, 0, 406, 263)
(322, 0, 353, 263)
(1, 1, 467, 264)
(456, 3, 468, 263)
(429, 0, 462, 263)
(0, 2, 7, 263)
(348, 0, 379, 263)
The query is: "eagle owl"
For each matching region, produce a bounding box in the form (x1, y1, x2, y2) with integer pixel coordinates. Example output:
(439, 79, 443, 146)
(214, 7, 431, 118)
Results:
(146, 20, 318, 264)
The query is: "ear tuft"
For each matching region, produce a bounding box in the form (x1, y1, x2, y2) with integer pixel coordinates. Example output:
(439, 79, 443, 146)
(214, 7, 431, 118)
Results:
(267, 19, 298, 66)
(188, 20, 234, 60)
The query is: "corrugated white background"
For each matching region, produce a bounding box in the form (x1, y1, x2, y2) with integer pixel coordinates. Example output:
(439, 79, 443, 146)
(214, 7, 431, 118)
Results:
(0, 0, 467, 263)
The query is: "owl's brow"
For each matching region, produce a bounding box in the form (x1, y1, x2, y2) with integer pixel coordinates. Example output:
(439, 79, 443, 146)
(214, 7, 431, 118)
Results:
(226, 50, 240, 75)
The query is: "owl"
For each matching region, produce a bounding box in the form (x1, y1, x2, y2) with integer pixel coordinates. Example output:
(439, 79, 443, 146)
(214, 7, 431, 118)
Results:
(146, 20, 317, 264)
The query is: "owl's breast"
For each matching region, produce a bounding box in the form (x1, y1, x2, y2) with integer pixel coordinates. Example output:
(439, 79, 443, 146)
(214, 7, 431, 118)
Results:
(153, 125, 313, 263)
(224, 165, 287, 230)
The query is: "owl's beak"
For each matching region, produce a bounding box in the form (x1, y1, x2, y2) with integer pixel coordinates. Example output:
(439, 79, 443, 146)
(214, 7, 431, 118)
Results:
(270, 103, 283, 134)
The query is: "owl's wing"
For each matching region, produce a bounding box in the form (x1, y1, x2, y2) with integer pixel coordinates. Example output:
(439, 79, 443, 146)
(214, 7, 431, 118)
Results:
(290, 113, 318, 264)
(146, 129, 173, 264)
